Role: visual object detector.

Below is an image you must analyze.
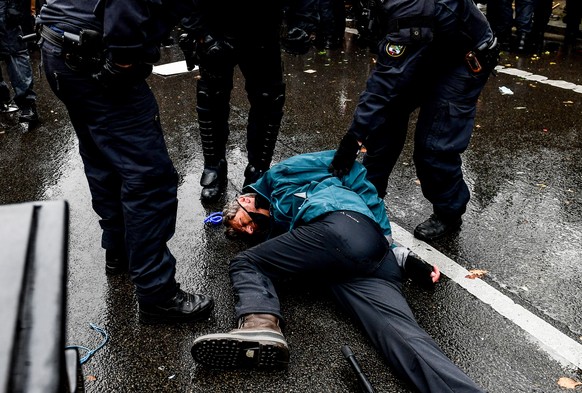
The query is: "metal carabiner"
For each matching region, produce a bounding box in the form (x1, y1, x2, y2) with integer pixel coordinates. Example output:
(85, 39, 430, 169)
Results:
(465, 51, 482, 73)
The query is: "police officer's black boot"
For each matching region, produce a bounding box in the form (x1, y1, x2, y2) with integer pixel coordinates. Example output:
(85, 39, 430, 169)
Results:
(414, 214, 462, 242)
(197, 85, 229, 203)
(200, 158, 227, 202)
(244, 85, 285, 187)
(139, 286, 214, 324)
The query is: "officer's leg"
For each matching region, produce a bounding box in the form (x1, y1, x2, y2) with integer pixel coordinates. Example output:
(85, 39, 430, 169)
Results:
(330, 278, 484, 393)
(362, 112, 409, 198)
(239, 39, 285, 186)
(102, 83, 181, 304)
(45, 53, 177, 302)
(413, 62, 490, 240)
(196, 64, 235, 202)
(42, 40, 212, 324)
(348, 40, 426, 197)
(42, 46, 126, 271)
(514, 0, 536, 51)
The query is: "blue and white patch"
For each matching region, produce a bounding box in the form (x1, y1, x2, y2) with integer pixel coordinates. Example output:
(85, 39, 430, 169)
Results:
(385, 43, 406, 57)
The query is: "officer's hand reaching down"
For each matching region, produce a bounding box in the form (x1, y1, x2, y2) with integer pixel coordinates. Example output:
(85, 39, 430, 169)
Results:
(328, 133, 361, 178)
(93, 59, 153, 89)
(404, 252, 441, 289)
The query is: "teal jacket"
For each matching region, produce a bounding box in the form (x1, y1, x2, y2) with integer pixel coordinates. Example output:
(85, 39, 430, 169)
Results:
(244, 150, 392, 238)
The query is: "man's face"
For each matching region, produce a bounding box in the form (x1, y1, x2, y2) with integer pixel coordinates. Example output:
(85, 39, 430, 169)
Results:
(230, 195, 260, 235)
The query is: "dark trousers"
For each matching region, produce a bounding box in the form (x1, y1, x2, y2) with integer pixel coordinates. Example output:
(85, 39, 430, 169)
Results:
(352, 43, 491, 220)
(0, 0, 36, 109)
(41, 40, 178, 305)
(230, 211, 483, 393)
(196, 37, 285, 169)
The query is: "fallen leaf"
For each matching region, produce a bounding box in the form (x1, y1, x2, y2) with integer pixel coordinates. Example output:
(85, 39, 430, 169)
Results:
(86, 375, 97, 382)
(465, 269, 488, 279)
(557, 377, 582, 389)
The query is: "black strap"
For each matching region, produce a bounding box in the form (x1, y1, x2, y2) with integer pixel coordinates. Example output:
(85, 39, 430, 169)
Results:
(39, 25, 65, 47)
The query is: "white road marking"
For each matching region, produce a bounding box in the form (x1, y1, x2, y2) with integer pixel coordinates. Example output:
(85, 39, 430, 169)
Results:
(496, 65, 582, 93)
(391, 222, 582, 370)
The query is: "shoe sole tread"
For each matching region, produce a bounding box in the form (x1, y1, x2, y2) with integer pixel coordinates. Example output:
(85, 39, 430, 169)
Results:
(191, 331, 289, 369)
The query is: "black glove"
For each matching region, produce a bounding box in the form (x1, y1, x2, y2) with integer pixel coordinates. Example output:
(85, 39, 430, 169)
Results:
(404, 252, 436, 289)
(328, 133, 361, 178)
(479, 36, 501, 72)
(282, 27, 313, 55)
(93, 59, 153, 89)
(178, 33, 198, 71)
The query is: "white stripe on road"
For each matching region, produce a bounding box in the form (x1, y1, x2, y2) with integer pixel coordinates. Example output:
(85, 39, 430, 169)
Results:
(496, 65, 582, 94)
(391, 222, 582, 370)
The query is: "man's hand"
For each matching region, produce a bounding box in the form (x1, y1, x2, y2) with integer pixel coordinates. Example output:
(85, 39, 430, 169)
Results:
(282, 27, 314, 55)
(93, 59, 152, 89)
(404, 252, 439, 289)
(328, 133, 361, 177)
(178, 33, 198, 71)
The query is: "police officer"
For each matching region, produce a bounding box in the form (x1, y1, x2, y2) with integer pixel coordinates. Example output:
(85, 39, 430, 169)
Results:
(179, 1, 287, 203)
(36, 0, 214, 324)
(329, 0, 499, 242)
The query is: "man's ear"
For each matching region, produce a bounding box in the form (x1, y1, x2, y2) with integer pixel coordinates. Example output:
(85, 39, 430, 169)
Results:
(245, 223, 255, 235)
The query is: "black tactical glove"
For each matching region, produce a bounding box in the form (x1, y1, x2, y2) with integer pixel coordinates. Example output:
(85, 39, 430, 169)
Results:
(178, 33, 198, 71)
(404, 252, 436, 289)
(328, 133, 361, 178)
(282, 27, 313, 55)
(479, 36, 501, 72)
(93, 59, 153, 89)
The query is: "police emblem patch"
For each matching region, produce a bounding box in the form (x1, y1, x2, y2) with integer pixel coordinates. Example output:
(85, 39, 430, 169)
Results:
(385, 43, 405, 57)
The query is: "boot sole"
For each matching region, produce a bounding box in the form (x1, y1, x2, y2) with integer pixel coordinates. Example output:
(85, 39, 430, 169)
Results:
(139, 301, 214, 325)
(191, 330, 289, 369)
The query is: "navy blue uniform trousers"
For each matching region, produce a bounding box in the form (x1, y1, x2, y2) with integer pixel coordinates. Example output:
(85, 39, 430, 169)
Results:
(348, 0, 494, 220)
(230, 211, 483, 392)
(41, 39, 178, 305)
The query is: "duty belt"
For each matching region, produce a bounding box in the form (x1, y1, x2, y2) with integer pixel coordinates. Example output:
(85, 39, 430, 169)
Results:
(40, 25, 76, 48)
(39, 24, 104, 72)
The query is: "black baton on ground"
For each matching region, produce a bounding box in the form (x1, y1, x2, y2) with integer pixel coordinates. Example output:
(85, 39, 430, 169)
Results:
(341, 344, 376, 393)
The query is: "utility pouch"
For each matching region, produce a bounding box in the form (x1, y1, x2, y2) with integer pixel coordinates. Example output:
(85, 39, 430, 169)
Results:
(63, 29, 104, 73)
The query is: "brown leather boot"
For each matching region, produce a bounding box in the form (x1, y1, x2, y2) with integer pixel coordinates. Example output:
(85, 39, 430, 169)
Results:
(191, 313, 289, 369)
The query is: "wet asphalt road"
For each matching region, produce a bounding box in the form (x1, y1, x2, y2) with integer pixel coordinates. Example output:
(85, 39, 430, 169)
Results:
(0, 31, 581, 392)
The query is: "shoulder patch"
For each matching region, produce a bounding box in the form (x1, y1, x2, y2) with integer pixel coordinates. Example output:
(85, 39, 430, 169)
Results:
(385, 43, 406, 57)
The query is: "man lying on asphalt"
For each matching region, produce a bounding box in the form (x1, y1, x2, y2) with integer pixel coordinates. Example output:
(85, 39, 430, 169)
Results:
(190, 150, 484, 392)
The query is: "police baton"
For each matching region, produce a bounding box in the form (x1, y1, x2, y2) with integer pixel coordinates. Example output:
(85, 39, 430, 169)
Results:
(341, 344, 376, 393)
